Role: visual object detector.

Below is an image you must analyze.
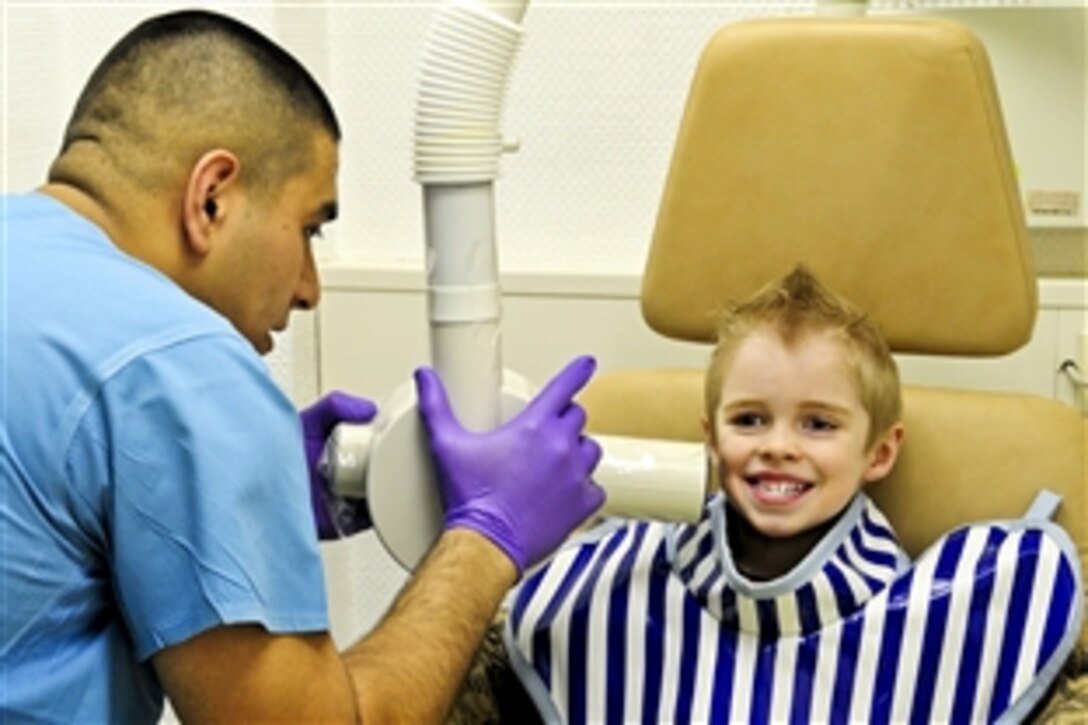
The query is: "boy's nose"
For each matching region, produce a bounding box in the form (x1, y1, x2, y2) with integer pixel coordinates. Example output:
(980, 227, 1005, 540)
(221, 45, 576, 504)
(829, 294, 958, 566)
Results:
(758, 424, 800, 461)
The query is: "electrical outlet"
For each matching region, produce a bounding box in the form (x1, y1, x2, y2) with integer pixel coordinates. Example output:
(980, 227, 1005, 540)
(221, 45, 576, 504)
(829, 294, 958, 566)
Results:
(1027, 190, 1081, 219)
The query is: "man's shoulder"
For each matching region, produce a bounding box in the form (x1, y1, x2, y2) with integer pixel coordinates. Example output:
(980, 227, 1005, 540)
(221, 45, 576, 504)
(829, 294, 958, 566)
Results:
(4, 192, 258, 456)
(8, 193, 238, 366)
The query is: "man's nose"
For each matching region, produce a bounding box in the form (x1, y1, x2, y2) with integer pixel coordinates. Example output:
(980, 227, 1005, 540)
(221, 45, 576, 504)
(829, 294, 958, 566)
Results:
(294, 248, 322, 310)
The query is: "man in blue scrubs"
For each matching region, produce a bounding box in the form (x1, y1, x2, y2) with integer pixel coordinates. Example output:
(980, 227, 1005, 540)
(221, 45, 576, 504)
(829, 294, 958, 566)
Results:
(1, 9, 604, 722)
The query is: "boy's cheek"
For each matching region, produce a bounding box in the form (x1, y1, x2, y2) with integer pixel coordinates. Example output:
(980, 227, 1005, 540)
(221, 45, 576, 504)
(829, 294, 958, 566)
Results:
(706, 460, 721, 497)
(708, 457, 734, 497)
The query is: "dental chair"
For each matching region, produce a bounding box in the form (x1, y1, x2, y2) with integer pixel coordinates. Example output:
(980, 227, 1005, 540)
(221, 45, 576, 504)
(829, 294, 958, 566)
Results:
(573, 16, 1086, 721)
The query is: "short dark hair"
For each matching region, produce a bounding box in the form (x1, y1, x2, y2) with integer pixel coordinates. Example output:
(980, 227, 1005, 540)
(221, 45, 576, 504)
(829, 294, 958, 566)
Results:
(75, 10, 339, 140)
(54, 9, 339, 196)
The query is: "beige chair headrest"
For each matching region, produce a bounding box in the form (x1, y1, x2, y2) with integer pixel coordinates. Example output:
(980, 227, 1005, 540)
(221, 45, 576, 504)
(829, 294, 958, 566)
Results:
(643, 17, 1036, 355)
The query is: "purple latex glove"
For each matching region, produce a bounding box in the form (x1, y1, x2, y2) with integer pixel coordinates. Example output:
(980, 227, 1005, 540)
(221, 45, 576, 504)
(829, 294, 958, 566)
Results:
(300, 390, 378, 540)
(414, 356, 606, 573)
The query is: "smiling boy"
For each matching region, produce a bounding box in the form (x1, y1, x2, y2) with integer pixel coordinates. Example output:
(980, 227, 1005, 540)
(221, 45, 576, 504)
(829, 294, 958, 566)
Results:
(704, 266, 904, 580)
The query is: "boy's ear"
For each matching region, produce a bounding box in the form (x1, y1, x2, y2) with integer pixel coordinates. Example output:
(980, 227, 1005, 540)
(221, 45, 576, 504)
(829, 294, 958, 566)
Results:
(701, 415, 717, 460)
(862, 422, 906, 483)
(701, 414, 722, 497)
(182, 149, 240, 256)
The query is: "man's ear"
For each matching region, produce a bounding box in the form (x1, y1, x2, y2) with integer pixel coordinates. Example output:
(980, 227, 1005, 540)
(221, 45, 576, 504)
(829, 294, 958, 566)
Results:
(862, 422, 906, 484)
(182, 150, 240, 256)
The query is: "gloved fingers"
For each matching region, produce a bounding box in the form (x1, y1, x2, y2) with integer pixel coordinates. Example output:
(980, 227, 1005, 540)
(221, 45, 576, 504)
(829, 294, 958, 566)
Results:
(580, 477, 607, 515)
(324, 390, 378, 425)
(548, 400, 591, 439)
(304, 390, 377, 436)
(553, 403, 588, 440)
(579, 434, 603, 471)
(413, 367, 459, 439)
(522, 355, 597, 419)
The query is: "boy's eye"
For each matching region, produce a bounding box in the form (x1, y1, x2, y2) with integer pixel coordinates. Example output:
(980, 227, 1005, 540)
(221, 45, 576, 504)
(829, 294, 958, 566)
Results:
(803, 416, 838, 433)
(729, 412, 766, 429)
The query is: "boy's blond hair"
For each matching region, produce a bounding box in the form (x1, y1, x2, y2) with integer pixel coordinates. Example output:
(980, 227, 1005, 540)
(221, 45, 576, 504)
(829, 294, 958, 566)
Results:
(704, 266, 902, 449)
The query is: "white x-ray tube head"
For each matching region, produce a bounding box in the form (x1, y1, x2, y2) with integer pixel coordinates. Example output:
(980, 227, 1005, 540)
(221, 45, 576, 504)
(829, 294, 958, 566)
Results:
(322, 373, 707, 571)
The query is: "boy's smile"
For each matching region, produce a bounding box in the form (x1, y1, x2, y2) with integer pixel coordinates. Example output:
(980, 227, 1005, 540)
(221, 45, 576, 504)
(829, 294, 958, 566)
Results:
(745, 470, 813, 506)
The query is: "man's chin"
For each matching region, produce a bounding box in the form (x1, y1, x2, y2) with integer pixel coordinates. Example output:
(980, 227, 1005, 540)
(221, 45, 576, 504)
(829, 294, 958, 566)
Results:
(253, 333, 274, 355)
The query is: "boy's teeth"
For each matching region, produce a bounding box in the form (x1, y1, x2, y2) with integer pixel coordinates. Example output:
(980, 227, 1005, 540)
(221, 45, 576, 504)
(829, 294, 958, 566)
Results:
(751, 478, 808, 496)
(761, 481, 802, 494)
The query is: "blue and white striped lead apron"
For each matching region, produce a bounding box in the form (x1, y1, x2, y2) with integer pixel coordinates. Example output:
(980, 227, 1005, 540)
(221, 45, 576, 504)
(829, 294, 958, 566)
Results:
(505, 492, 1083, 724)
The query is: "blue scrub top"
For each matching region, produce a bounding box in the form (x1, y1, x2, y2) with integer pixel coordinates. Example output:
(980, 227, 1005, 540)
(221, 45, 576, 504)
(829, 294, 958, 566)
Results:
(1, 193, 329, 722)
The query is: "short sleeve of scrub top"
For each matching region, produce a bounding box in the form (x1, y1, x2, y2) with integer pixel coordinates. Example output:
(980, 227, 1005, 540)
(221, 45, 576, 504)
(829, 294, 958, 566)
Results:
(64, 330, 329, 661)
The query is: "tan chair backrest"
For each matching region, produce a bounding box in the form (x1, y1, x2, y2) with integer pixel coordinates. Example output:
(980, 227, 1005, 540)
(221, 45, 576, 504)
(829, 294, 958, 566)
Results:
(642, 17, 1036, 355)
